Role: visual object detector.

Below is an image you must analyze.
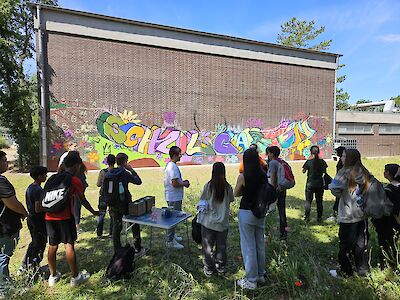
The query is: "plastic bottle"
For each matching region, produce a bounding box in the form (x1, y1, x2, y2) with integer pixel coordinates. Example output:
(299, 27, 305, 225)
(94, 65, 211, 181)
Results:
(118, 182, 125, 202)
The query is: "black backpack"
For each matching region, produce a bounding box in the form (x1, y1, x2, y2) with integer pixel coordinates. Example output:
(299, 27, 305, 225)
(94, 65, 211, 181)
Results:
(41, 172, 72, 213)
(103, 171, 125, 207)
(106, 244, 135, 281)
(251, 182, 277, 218)
(192, 214, 202, 244)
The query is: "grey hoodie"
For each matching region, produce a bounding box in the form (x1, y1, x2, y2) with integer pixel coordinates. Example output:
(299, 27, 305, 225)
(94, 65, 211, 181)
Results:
(197, 183, 234, 232)
(329, 167, 367, 223)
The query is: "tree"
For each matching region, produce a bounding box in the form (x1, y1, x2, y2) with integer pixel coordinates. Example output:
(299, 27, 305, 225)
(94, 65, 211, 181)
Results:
(355, 99, 372, 105)
(390, 95, 400, 106)
(277, 17, 349, 110)
(0, 0, 58, 169)
(277, 17, 332, 51)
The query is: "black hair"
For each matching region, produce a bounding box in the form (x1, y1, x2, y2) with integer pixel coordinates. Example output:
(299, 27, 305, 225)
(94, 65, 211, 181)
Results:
(106, 154, 116, 166)
(0, 151, 6, 160)
(243, 149, 266, 192)
(169, 146, 181, 159)
(116, 153, 128, 166)
(310, 145, 322, 173)
(63, 151, 83, 168)
(267, 146, 280, 158)
(335, 146, 346, 157)
(30, 166, 48, 180)
(249, 144, 258, 150)
(208, 162, 228, 203)
(385, 164, 400, 181)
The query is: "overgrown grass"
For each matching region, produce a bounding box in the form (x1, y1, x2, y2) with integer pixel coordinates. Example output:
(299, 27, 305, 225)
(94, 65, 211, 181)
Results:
(5, 156, 400, 299)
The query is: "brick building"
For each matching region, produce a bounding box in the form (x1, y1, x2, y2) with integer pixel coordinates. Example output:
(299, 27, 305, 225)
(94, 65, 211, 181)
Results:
(32, 4, 339, 170)
(336, 111, 400, 157)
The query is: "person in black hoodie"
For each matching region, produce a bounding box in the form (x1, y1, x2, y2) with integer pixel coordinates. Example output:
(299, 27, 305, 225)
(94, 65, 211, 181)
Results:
(0, 151, 28, 294)
(371, 163, 400, 268)
(108, 153, 142, 253)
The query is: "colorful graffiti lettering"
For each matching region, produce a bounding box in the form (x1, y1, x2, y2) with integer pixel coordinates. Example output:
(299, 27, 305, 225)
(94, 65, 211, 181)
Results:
(91, 112, 328, 167)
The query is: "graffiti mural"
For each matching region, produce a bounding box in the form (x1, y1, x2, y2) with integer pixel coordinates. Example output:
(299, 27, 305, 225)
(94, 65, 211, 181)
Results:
(49, 99, 331, 169)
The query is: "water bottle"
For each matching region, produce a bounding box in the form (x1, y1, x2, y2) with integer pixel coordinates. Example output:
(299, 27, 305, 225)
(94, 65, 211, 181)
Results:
(118, 182, 125, 202)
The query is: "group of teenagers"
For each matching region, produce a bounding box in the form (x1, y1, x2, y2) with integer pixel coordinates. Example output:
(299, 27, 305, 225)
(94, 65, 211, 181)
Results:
(0, 142, 399, 293)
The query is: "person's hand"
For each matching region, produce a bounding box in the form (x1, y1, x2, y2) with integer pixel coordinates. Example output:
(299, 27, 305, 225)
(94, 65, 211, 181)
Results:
(183, 180, 190, 188)
(125, 163, 133, 171)
(276, 185, 282, 192)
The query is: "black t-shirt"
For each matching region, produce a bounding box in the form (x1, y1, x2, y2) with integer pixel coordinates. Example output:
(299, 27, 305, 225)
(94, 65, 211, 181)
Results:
(26, 183, 45, 220)
(0, 175, 22, 237)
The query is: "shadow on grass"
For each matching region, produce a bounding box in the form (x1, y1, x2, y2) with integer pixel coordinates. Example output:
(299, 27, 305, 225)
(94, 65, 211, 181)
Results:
(15, 194, 389, 299)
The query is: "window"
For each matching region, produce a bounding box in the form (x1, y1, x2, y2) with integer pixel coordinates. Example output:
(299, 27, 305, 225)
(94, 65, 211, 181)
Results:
(379, 124, 400, 134)
(338, 123, 373, 134)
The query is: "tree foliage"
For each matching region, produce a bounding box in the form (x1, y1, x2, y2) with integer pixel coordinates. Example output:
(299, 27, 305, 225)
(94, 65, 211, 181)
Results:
(0, 0, 57, 169)
(276, 17, 350, 111)
(277, 17, 332, 51)
(390, 95, 400, 106)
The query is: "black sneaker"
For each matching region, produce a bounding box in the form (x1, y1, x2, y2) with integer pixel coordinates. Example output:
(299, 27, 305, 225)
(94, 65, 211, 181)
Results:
(203, 267, 213, 278)
(279, 233, 287, 241)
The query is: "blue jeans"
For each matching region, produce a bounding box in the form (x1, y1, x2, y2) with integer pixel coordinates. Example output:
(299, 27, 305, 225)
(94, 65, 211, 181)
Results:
(0, 232, 19, 279)
(167, 200, 182, 242)
(238, 209, 265, 282)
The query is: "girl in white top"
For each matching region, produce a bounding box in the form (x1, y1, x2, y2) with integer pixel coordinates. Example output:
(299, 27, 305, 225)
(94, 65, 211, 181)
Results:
(197, 162, 234, 277)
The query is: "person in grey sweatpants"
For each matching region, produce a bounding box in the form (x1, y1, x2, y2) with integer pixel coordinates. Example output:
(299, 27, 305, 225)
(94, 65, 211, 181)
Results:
(197, 162, 234, 276)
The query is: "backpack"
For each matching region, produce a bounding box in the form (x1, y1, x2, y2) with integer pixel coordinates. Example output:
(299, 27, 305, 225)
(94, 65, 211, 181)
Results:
(277, 159, 295, 189)
(360, 178, 393, 219)
(103, 171, 125, 207)
(106, 244, 135, 281)
(192, 214, 202, 244)
(41, 172, 72, 213)
(98, 168, 109, 210)
(251, 182, 277, 218)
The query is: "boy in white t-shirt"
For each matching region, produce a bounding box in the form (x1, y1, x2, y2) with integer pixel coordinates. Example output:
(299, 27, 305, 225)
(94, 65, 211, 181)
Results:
(164, 146, 190, 249)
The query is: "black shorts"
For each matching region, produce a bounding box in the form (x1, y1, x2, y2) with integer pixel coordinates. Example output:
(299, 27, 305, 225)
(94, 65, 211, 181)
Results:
(46, 218, 77, 246)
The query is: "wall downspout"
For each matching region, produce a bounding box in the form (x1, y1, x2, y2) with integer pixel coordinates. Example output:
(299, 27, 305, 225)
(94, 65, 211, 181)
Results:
(332, 55, 339, 151)
(37, 5, 48, 167)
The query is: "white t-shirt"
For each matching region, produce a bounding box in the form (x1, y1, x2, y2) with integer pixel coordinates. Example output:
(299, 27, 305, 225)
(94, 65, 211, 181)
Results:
(164, 162, 184, 202)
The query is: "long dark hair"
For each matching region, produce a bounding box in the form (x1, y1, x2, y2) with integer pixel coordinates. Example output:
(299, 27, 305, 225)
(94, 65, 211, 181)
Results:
(385, 164, 400, 181)
(310, 145, 322, 173)
(208, 162, 228, 203)
(344, 149, 371, 192)
(243, 149, 266, 191)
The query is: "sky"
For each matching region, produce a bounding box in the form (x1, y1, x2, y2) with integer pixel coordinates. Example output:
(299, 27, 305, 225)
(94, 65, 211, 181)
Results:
(51, 0, 400, 104)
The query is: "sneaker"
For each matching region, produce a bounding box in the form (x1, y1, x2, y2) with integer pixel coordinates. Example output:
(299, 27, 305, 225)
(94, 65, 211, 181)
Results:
(279, 233, 287, 241)
(166, 239, 184, 250)
(203, 267, 213, 278)
(317, 218, 323, 224)
(134, 247, 146, 258)
(326, 216, 336, 223)
(257, 274, 266, 284)
(329, 269, 339, 278)
(70, 271, 90, 287)
(48, 271, 62, 287)
(237, 278, 257, 290)
(17, 266, 26, 275)
(174, 234, 183, 242)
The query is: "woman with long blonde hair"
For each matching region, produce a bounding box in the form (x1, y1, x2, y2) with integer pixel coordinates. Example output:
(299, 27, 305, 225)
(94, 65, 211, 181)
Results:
(329, 149, 371, 277)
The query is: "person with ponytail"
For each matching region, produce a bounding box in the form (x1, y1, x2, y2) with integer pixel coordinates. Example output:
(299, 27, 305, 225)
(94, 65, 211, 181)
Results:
(234, 149, 268, 290)
(329, 149, 370, 277)
(197, 162, 234, 277)
(302, 145, 328, 222)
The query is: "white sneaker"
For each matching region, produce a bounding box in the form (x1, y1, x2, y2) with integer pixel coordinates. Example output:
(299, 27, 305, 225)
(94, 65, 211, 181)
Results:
(70, 271, 90, 287)
(166, 239, 184, 250)
(329, 269, 338, 278)
(48, 271, 62, 287)
(237, 278, 257, 290)
(174, 234, 183, 242)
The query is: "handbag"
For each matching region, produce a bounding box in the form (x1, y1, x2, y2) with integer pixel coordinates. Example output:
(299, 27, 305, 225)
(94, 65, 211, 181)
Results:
(191, 214, 202, 244)
(323, 173, 332, 190)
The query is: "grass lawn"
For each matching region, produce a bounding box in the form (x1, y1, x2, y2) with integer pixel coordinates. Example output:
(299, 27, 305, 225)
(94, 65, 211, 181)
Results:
(4, 156, 400, 299)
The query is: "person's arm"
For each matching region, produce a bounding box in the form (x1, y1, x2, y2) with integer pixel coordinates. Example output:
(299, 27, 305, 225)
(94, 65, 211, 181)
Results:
(171, 178, 189, 188)
(125, 165, 142, 185)
(228, 185, 235, 202)
(79, 194, 99, 215)
(1, 196, 28, 217)
(35, 201, 43, 213)
(302, 161, 308, 174)
(270, 161, 278, 188)
(234, 174, 244, 197)
(96, 170, 105, 187)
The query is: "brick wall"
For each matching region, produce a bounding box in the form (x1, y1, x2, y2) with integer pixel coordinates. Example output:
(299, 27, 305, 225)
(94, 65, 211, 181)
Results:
(45, 33, 335, 169)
